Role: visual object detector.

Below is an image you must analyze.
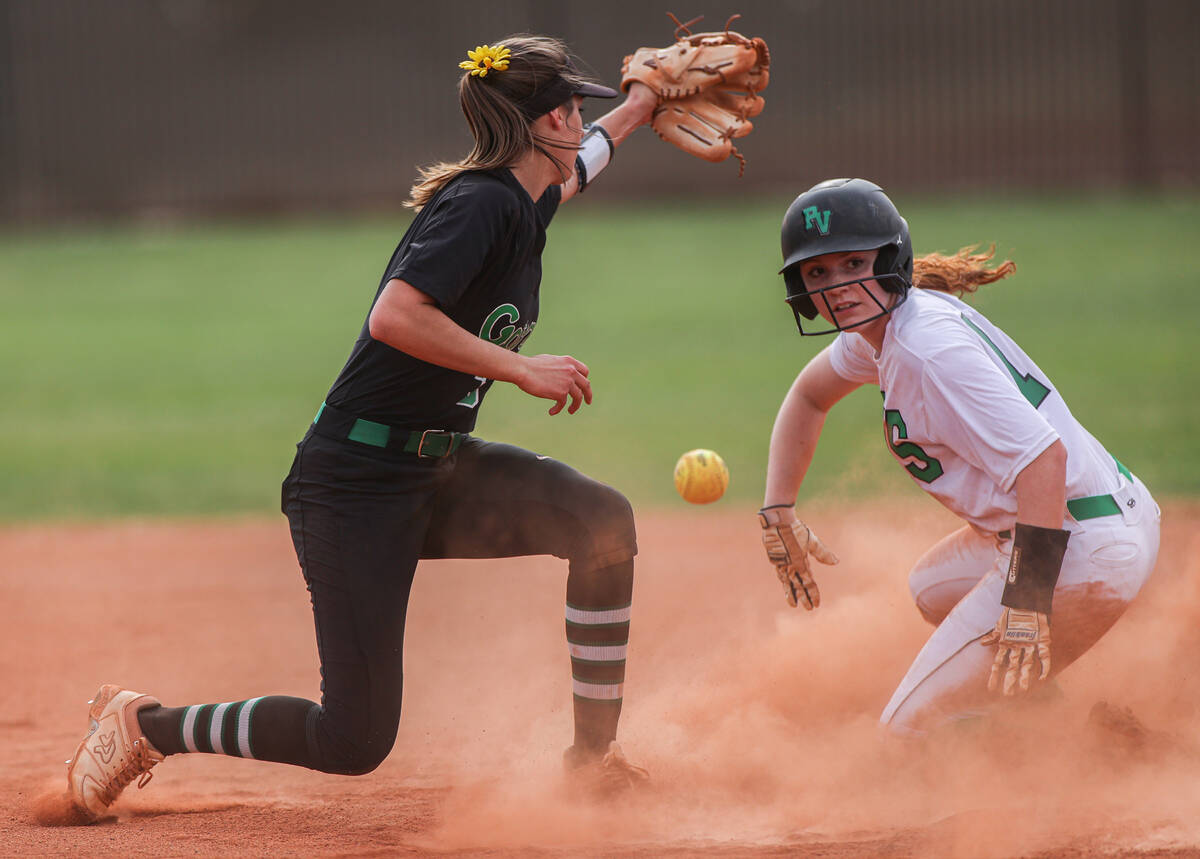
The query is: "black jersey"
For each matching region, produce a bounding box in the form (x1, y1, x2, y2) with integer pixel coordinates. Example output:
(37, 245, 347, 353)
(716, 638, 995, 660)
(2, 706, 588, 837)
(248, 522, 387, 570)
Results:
(325, 168, 561, 433)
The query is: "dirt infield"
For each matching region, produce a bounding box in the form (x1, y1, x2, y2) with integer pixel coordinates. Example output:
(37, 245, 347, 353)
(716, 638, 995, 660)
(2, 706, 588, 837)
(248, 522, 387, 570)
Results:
(4, 502, 1200, 857)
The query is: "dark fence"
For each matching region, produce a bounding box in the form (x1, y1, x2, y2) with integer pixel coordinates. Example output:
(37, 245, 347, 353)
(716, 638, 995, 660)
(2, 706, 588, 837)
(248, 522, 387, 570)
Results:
(2, 0, 1196, 221)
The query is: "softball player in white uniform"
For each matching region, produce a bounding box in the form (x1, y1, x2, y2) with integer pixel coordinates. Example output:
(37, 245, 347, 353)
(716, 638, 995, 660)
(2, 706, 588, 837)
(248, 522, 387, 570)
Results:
(758, 178, 1160, 735)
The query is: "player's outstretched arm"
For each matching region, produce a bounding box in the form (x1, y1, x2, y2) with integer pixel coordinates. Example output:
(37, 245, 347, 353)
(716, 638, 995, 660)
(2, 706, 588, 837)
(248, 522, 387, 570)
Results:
(369, 278, 591, 415)
(590, 82, 657, 147)
(763, 347, 860, 508)
(982, 441, 1070, 694)
(759, 348, 858, 608)
(560, 82, 656, 202)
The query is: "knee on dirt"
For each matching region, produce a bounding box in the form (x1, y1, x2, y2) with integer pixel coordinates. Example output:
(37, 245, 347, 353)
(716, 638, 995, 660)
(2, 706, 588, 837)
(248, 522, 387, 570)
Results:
(321, 739, 393, 776)
(314, 720, 397, 776)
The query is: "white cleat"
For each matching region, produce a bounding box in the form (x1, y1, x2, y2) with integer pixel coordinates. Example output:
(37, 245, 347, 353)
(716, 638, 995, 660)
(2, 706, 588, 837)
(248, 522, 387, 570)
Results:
(65, 684, 164, 821)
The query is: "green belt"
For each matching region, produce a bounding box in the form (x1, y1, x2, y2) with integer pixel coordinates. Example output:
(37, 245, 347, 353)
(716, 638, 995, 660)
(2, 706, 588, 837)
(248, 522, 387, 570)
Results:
(998, 458, 1132, 539)
(313, 402, 466, 458)
(1066, 458, 1133, 521)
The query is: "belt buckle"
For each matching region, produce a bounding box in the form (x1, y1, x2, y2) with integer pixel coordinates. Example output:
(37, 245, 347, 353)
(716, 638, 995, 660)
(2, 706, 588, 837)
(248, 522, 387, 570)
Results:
(417, 429, 453, 458)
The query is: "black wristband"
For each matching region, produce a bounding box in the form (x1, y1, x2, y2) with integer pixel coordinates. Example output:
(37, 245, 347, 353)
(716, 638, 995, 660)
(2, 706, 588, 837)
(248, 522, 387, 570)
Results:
(757, 503, 794, 528)
(574, 154, 589, 192)
(1001, 523, 1070, 615)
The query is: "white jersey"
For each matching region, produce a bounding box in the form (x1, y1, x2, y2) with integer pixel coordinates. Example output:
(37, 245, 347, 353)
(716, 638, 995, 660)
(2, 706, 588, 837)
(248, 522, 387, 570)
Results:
(826, 289, 1120, 532)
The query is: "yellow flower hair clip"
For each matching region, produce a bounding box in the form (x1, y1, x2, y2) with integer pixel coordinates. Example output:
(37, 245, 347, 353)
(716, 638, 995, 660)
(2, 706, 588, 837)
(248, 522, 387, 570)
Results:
(459, 44, 511, 77)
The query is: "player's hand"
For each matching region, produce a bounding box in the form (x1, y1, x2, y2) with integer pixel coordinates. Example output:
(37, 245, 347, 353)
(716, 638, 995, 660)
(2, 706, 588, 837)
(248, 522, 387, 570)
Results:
(758, 505, 839, 609)
(981, 607, 1051, 695)
(515, 353, 592, 415)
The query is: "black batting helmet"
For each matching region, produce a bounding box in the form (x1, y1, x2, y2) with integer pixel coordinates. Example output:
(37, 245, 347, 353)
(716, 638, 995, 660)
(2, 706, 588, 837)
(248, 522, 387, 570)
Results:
(779, 178, 913, 335)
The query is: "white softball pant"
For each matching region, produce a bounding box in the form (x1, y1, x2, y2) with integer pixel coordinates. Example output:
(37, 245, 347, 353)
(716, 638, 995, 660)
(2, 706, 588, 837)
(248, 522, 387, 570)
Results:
(880, 470, 1160, 735)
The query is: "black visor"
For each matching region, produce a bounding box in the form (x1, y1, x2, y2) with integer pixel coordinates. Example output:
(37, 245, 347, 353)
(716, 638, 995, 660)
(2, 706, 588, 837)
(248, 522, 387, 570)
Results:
(517, 60, 618, 119)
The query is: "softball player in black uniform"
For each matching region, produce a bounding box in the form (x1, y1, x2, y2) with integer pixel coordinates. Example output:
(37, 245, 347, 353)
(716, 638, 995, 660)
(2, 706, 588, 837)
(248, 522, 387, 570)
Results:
(63, 36, 658, 819)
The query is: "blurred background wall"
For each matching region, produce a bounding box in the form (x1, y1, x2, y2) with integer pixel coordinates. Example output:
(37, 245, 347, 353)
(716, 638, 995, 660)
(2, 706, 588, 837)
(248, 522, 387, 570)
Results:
(2, 0, 1196, 222)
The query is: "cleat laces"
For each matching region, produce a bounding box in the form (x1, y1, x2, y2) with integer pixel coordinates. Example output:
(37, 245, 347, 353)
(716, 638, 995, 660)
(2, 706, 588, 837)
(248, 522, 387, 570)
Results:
(96, 739, 157, 806)
(599, 744, 649, 790)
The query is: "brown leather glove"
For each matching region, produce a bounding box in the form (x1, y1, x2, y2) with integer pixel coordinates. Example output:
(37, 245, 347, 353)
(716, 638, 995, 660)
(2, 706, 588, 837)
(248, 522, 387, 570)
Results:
(621, 16, 769, 174)
(758, 505, 839, 610)
(981, 607, 1052, 696)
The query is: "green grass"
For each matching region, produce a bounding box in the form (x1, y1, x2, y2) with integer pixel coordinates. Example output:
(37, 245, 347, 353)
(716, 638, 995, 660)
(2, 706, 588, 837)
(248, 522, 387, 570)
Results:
(1, 193, 1197, 521)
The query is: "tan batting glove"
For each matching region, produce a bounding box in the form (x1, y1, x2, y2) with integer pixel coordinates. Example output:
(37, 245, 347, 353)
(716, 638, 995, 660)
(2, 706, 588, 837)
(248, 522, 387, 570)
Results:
(758, 505, 839, 610)
(980, 607, 1051, 695)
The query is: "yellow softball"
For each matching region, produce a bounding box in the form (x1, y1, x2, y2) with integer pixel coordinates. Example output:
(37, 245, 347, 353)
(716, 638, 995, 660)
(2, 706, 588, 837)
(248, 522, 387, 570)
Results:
(673, 449, 729, 504)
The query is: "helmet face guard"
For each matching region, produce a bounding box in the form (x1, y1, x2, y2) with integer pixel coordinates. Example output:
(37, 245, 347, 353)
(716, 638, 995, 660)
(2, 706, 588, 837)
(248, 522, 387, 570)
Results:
(784, 272, 910, 336)
(778, 178, 913, 336)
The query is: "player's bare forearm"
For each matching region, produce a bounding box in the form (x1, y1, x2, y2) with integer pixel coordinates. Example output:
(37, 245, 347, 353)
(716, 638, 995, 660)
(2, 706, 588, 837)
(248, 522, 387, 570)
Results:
(764, 350, 860, 506)
(369, 279, 527, 383)
(370, 279, 591, 415)
(592, 82, 657, 145)
(764, 386, 826, 507)
(1013, 440, 1068, 528)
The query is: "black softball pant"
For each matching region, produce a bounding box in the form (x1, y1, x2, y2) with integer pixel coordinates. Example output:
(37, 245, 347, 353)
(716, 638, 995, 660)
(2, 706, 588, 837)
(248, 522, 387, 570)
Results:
(279, 429, 638, 775)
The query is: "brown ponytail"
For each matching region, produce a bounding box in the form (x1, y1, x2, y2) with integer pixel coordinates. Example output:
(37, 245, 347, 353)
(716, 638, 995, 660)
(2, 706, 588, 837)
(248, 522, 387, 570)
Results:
(913, 244, 1017, 296)
(406, 35, 591, 210)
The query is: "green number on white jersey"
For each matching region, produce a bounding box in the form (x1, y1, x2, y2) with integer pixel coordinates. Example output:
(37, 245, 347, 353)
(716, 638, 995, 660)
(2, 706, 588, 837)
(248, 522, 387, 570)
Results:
(885, 408, 944, 483)
(960, 313, 1050, 408)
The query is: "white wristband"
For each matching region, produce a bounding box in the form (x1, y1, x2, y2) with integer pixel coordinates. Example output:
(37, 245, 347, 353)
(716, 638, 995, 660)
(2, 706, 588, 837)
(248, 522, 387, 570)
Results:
(574, 123, 614, 192)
